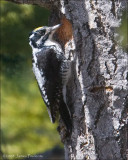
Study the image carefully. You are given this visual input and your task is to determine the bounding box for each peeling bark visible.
[6,0,128,159]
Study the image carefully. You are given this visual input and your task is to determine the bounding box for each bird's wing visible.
[32,47,63,123]
[32,47,72,132]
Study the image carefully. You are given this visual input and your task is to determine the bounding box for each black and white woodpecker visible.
[29,24,72,132]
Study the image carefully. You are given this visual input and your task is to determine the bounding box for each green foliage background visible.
[1,1,61,157]
[117,10,128,52]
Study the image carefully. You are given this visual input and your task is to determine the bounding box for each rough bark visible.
[6,0,128,160]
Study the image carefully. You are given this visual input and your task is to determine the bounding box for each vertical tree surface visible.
[6,0,128,159]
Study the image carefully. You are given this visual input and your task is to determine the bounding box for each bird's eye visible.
[38,30,46,35]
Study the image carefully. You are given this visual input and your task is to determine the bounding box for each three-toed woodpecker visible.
[29,24,72,132]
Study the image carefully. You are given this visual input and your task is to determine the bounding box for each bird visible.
[29,24,72,133]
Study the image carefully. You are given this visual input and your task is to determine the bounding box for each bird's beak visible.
[49,24,62,33]
[51,24,62,31]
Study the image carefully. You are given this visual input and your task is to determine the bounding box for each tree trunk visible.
[6,0,128,160]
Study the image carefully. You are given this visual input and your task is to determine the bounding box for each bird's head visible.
[29,24,61,49]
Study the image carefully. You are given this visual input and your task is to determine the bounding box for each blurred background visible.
[1,1,63,159]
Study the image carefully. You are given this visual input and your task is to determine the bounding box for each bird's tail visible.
[59,98,72,133]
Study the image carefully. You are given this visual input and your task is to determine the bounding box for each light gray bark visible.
[6,0,128,160]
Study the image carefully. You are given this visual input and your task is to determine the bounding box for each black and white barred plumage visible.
[29,24,72,132]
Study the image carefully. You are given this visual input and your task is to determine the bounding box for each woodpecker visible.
[29,24,72,133]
